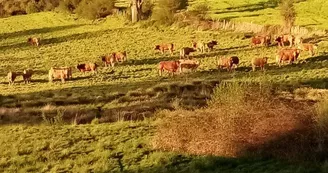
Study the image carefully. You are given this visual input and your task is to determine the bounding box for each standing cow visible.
[217,56,233,72]
[275,34,295,47]
[27,37,40,47]
[251,57,269,71]
[77,63,98,74]
[178,59,200,73]
[22,69,33,84]
[192,41,206,53]
[154,43,174,55]
[49,67,73,83]
[7,71,21,85]
[158,61,180,76]
[276,48,301,67]
[101,51,127,67]
[180,47,196,59]
[298,43,317,56]
[251,35,271,47]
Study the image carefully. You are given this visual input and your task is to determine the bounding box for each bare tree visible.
[131,0,143,23]
[280,0,296,33]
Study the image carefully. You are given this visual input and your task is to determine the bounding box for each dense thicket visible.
[0,0,121,19]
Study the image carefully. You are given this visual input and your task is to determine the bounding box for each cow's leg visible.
[252,65,256,72]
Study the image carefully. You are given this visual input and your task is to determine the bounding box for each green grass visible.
[189,0,328,30]
[0,12,327,125]
[0,9,328,172]
[0,121,323,173]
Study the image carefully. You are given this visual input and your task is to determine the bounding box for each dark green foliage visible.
[26,1,40,14]
[75,0,115,19]
[152,0,188,25]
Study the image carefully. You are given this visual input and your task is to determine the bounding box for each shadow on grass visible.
[0,27,130,51]
[215,0,279,15]
[0,24,86,40]
[133,155,320,173]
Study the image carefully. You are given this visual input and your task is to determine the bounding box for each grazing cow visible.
[275,34,295,47]
[158,61,180,76]
[251,35,271,47]
[276,48,301,67]
[178,59,200,72]
[77,63,98,74]
[206,41,218,51]
[154,43,174,55]
[192,41,206,53]
[7,71,21,85]
[180,47,196,59]
[27,37,40,46]
[230,56,239,70]
[298,43,317,56]
[49,67,73,83]
[217,56,233,72]
[22,69,33,84]
[251,57,269,71]
[101,51,127,67]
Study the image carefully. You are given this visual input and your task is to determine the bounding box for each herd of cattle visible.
[6,34,318,84]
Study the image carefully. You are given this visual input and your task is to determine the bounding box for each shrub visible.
[26,1,40,14]
[152,0,188,25]
[153,82,319,160]
[75,0,115,20]
[279,0,296,33]
[189,3,210,20]
[314,98,328,153]
[58,0,82,13]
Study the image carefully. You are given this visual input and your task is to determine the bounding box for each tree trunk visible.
[131,0,143,23]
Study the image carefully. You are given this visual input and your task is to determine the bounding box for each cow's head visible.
[263,57,269,63]
[211,41,218,45]
[27,37,33,43]
[76,64,85,71]
[154,45,160,50]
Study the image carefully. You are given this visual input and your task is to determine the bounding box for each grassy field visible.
[0,4,328,172]
[189,0,328,30]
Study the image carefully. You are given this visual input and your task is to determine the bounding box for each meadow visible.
[0,0,328,171]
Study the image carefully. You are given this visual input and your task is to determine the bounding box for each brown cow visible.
[154,43,174,55]
[251,57,269,71]
[230,56,239,70]
[298,43,317,56]
[101,51,127,67]
[77,63,98,74]
[178,59,200,72]
[158,61,180,76]
[276,48,301,67]
[251,35,271,47]
[192,41,206,53]
[206,40,218,51]
[217,56,233,72]
[275,34,295,47]
[49,67,73,83]
[180,47,196,59]
[7,71,22,85]
[22,69,33,84]
[27,37,40,46]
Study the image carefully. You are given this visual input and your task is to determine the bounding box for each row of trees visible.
[0,0,296,32]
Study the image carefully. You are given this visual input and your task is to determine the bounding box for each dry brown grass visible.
[153,82,328,161]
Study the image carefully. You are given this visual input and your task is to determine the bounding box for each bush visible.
[75,0,115,20]
[153,82,320,161]
[152,0,188,25]
[26,1,40,14]
[189,3,210,20]
[279,0,296,33]
[58,0,83,13]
